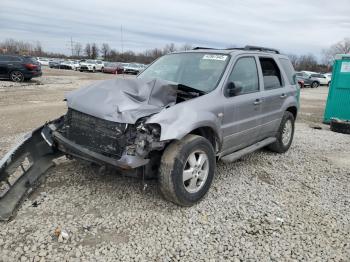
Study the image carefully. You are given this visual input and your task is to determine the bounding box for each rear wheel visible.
[311,81,319,88]
[10,71,24,82]
[159,135,216,206]
[268,111,295,153]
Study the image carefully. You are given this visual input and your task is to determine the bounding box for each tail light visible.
[25,64,38,70]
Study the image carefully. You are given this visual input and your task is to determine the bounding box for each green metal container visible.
[324,54,350,123]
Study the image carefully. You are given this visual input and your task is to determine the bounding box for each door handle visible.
[253,99,262,105]
[280,93,287,99]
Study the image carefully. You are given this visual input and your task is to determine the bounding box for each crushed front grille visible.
[61,109,130,158]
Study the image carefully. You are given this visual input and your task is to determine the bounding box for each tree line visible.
[0,37,349,69]
[0,39,192,64]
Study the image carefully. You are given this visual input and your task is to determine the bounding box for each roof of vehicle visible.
[174,45,287,57]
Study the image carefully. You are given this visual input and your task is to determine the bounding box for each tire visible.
[268,111,295,153]
[159,135,216,206]
[10,71,24,82]
[92,67,96,73]
[330,119,350,135]
[311,81,319,88]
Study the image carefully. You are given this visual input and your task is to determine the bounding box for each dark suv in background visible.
[0,55,42,82]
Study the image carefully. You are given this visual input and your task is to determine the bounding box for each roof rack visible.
[192,47,217,50]
[193,45,280,54]
[243,45,280,54]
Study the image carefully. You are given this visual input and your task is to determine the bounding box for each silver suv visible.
[0,46,299,219]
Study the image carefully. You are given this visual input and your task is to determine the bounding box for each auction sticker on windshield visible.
[202,54,228,61]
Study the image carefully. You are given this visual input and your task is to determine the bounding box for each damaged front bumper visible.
[0,116,154,221]
[51,129,149,169]
[0,125,62,221]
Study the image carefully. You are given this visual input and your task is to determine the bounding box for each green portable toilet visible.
[324,54,350,123]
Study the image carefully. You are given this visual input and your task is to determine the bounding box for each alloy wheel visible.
[183,150,209,193]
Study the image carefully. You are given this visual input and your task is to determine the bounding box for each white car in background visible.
[60,61,80,70]
[79,60,104,72]
[324,73,332,85]
[36,57,49,66]
[309,73,328,85]
[301,71,329,86]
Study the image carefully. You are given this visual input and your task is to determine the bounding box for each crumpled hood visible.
[65,78,178,124]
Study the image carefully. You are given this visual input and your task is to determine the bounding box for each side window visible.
[259,57,283,90]
[279,58,296,85]
[227,57,259,95]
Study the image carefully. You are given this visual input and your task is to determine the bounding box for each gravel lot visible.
[0,69,349,261]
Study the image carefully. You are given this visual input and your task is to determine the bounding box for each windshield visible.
[138,52,229,92]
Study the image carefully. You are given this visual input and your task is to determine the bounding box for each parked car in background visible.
[324,73,332,85]
[49,60,62,69]
[0,55,42,82]
[309,73,328,86]
[123,63,144,75]
[102,62,124,74]
[296,71,322,88]
[59,60,80,70]
[36,57,50,66]
[79,60,104,72]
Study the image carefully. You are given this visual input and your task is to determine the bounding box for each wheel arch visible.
[188,126,220,153]
[286,106,298,119]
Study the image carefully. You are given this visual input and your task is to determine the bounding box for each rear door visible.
[221,55,263,155]
[257,56,293,139]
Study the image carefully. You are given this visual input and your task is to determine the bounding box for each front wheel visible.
[268,111,295,153]
[159,135,216,206]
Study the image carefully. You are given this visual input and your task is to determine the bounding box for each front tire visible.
[159,135,216,206]
[10,71,24,82]
[268,111,295,153]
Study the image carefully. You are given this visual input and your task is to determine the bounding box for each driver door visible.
[221,56,263,155]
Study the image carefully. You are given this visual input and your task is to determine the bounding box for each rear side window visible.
[279,58,296,85]
[259,57,283,90]
[227,57,259,95]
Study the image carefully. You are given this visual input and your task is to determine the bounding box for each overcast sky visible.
[1,0,349,57]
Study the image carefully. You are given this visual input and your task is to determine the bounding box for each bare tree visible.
[74,42,83,57]
[163,43,176,54]
[101,43,111,60]
[84,43,91,58]
[91,43,99,59]
[287,54,299,69]
[178,43,193,51]
[322,38,350,65]
[33,41,43,56]
[297,54,318,71]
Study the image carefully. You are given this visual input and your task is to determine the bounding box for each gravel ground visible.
[0,70,349,261]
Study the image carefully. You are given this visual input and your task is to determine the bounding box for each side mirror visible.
[226,82,242,97]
